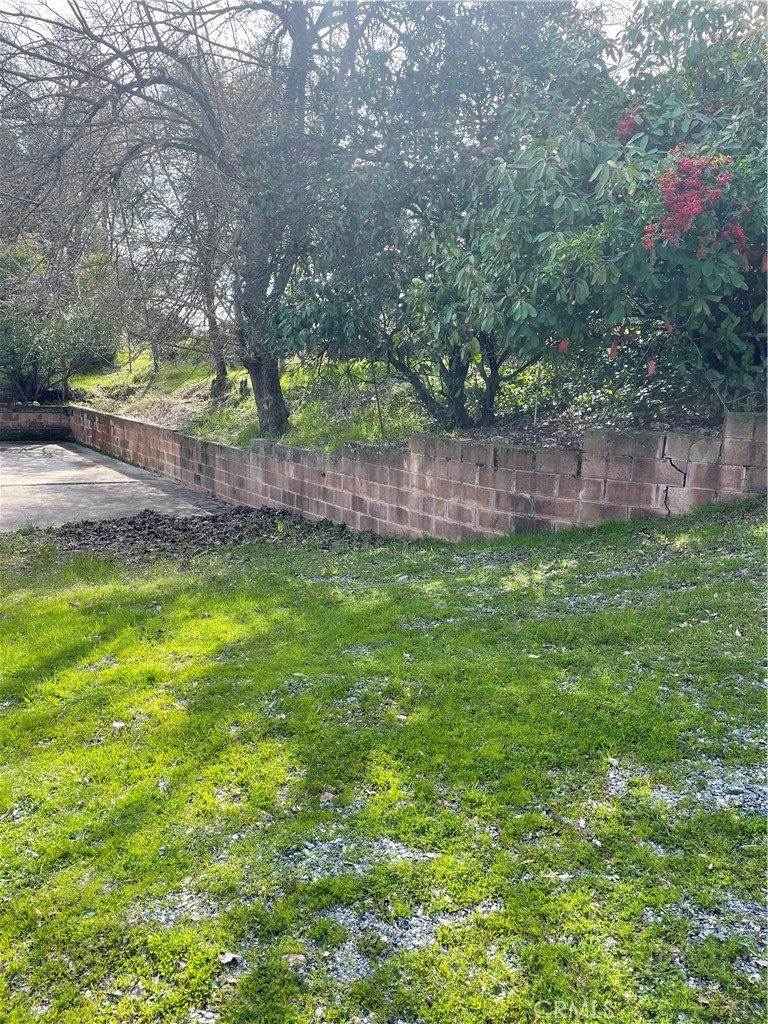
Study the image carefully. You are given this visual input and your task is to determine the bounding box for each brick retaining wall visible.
[2,404,765,540]
[0,404,72,441]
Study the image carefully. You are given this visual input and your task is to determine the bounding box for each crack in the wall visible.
[662,458,687,517]
[665,455,688,481]
[659,442,689,517]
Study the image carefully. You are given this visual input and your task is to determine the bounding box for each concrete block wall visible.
[0,405,72,441]
[3,404,765,540]
[241,416,764,541]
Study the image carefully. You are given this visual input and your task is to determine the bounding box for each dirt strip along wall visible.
[1,404,765,540]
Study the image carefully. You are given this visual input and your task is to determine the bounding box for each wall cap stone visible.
[724,411,767,440]
[583,428,667,458]
[0,403,71,413]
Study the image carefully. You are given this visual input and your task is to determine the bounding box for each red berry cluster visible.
[618,105,645,145]
[642,223,657,251]
[658,154,721,240]
[643,149,746,258]
[722,216,748,249]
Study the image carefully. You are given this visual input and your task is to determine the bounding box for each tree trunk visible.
[236,275,290,434]
[387,349,472,431]
[236,207,292,434]
[438,354,473,429]
[210,339,229,398]
[208,308,229,399]
[196,197,229,400]
[477,334,500,427]
[243,352,289,436]
[387,350,453,428]
[236,273,291,434]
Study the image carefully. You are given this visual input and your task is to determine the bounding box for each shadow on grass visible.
[0,498,764,1021]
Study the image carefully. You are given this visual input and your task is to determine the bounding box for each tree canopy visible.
[0,1,764,426]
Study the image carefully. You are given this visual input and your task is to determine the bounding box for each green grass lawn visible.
[1,500,765,1023]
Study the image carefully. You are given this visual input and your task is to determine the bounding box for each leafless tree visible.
[0,0,375,433]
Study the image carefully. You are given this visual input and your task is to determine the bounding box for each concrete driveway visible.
[0,442,230,531]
